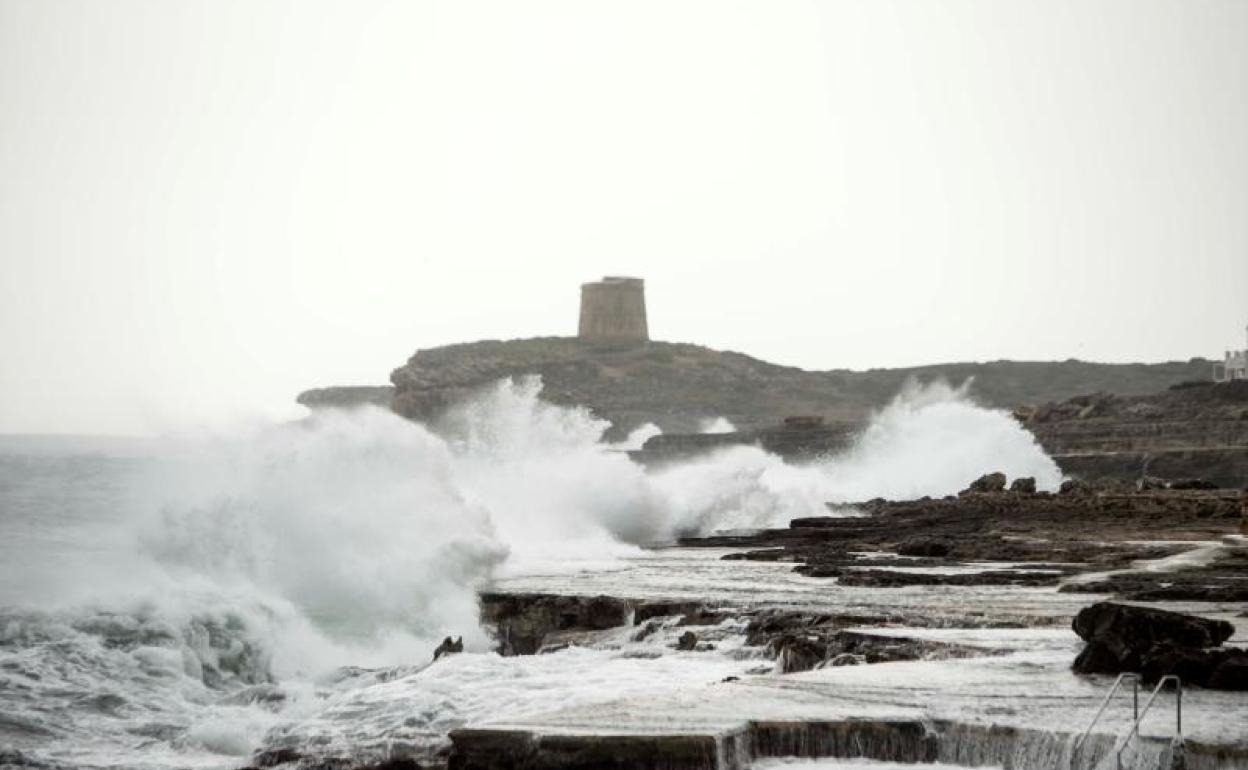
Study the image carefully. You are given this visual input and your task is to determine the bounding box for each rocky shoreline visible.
[230,468,1248,770]
[444,477,1247,770]
[679,475,1245,595]
[264,370,1248,770]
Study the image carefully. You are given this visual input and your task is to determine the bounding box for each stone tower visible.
[578,276,648,343]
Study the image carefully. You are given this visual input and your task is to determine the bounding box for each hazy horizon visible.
[3,0,1246,434]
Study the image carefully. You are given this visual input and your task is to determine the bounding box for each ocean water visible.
[0,378,1064,769]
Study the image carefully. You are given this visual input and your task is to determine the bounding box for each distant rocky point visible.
[296,385,394,411]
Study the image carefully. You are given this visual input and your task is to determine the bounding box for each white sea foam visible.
[699,416,738,434]
[652,378,1061,533]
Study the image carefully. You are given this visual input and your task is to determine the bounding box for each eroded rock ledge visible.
[478,593,1012,673]
[679,478,1245,597]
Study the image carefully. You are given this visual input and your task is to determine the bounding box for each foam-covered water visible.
[0,378,1063,768]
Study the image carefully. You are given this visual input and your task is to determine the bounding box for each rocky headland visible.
[301,337,1248,489]
[301,337,1213,440]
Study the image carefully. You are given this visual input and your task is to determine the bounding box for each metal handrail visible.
[1073,673,1140,761]
[1114,675,1183,770]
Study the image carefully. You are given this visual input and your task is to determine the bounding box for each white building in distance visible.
[1213,325,1248,382]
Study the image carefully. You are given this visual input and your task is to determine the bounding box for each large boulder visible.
[1072,602,1247,690]
[1073,603,1233,652]
[479,593,634,655]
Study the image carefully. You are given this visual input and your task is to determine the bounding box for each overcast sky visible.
[2,0,1246,434]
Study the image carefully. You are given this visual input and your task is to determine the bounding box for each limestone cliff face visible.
[384,336,1214,440]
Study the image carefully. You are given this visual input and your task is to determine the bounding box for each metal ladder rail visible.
[1073,673,1141,764]
[1114,675,1183,770]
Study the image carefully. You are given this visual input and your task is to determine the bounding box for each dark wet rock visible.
[896,538,951,558]
[772,635,827,673]
[721,548,789,561]
[365,760,425,770]
[447,727,724,770]
[793,564,843,578]
[1061,546,1248,601]
[479,593,633,655]
[433,636,463,660]
[838,569,1061,588]
[1009,477,1037,494]
[248,755,419,770]
[676,609,730,627]
[1139,646,1248,691]
[743,608,1038,644]
[1072,640,1123,675]
[743,610,885,646]
[631,620,662,642]
[632,601,707,624]
[1170,478,1220,490]
[480,594,729,655]
[964,472,1007,493]
[253,748,303,768]
[1208,655,1248,690]
[1073,602,1233,650]
[676,631,698,651]
[1071,602,1244,688]
[683,486,1242,590]
[771,630,1002,674]
[1138,645,1219,685]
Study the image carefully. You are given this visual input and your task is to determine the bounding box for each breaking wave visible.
[0,375,1059,767]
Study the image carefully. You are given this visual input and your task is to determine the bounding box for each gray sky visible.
[2,0,1246,435]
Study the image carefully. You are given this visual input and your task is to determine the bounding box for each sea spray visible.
[813,378,1063,503]
[136,407,508,664]
[651,378,1062,533]
[435,376,668,557]
[700,416,738,434]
